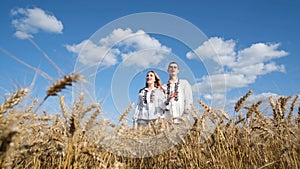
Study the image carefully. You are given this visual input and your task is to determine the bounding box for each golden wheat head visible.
[33,74,83,113]
[0,88,29,116]
[47,73,83,96]
[234,89,252,112]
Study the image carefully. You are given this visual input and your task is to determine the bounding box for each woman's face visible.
[146,72,155,85]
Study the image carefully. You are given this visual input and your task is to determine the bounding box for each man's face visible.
[168,63,179,76]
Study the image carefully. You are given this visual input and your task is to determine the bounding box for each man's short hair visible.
[168,61,179,69]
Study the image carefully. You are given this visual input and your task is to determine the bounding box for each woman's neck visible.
[147,84,155,90]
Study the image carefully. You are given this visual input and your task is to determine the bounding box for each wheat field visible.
[0,74,299,169]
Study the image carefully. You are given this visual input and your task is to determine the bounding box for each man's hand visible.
[167,91,178,101]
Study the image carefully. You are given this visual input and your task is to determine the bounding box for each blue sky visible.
[1,0,299,122]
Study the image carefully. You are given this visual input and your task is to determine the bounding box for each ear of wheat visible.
[286,95,298,124]
[234,89,252,112]
[198,99,212,114]
[46,74,83,97]
[118,103,134,123]
[0,88,29,117]
[34,74,83,113]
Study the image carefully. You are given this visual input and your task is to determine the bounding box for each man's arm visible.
[183,80,193,115]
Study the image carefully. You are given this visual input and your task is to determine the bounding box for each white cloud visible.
[203,93,226,102]
[99,28,133,46]
[67,28,171,68]
[121,50,166,68]
[122,30,171,52]
[188,37,288,107]
[233,62,285,77]
[186,37,236,66]
[66,40,119,67]
[104,29,171,67]
[14,30,32,39]
[120,30,171,68]
[193,73,253,93]
[11,7,63,39]
[236,43,288,67]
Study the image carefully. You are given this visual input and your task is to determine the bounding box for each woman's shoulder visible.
[153,87,164,93]
[138,87,146,94]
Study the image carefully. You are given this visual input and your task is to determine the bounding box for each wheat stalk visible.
[118,103,134,123]
[269,96,277,121]
[279,96,291,114]
[286,95,298,124]
[234,89,252,112]
[59,96,68,123]
[79,103,100,121]
[34,74,83,113]
[76,93,85,120]
[68,112,76,138]
[245,101,262,119]
[198,99,212,114]
[271,96,291,123]
[46,74,83,97]
[1,85,299,168]
[84,106,101,131]
[297,105,300,127]
[0,88,29,117]
[25,98,38,113]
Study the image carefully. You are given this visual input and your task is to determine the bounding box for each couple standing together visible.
[133,61,193,128]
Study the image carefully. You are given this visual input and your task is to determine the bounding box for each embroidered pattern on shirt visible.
[166,79,180,101]
[143,89,155,104]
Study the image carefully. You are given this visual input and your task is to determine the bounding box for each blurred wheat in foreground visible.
[0,75,299,169]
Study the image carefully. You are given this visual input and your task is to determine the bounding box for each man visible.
[163,61,193,123]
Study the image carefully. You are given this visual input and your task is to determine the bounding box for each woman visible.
[133,70,166,128]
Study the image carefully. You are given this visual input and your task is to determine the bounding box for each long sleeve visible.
[133,105,139,124]
[155,88,167,117]
[160,85,169,111]
[133,90,143,122]
[183,80,193,115]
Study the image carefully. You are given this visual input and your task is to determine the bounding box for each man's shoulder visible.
[162,83,168,88]
[180,79,188,83]
[180,79,190,85]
